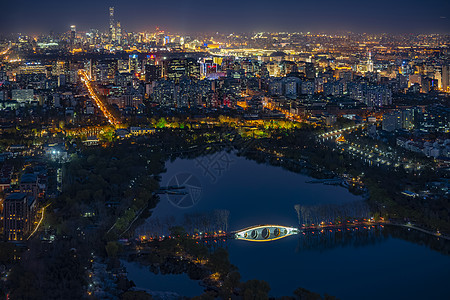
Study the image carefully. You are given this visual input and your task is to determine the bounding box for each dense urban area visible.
[0,6,449,300]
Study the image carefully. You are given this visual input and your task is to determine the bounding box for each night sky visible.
[1,0,450,34]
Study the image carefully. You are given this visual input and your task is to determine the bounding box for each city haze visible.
[2,0,450,34]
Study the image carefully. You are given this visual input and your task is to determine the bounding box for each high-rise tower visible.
[116,21,122,45]
[70,25,76,46]
[109,7,116,42]
[442,65,450,92]
[367,51,374,73]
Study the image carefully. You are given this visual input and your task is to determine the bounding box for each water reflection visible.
[294,225,450,256]
[296,226,387,253]
[386,225,450,256]
[122,260,204,298]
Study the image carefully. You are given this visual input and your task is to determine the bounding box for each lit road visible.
[318,123,366,140]
[27,203,51,240]
[341,142,425,170]
[0,46,11,56]
[262,99,303,122]
[78,69,120,125]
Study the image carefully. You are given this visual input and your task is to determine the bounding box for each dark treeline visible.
[294,201,371,226]
[136,209,230,238]
[183,209,230,234]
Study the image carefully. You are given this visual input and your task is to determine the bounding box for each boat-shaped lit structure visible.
[234,225,299,242]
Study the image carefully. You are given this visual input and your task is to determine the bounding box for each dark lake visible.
[129,152,450,299]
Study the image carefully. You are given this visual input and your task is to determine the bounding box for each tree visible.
[8,266,43,300]
[191,292,216,300]
[220,271,241,298]
[293,287,322,300]
[120,291,153,300]
[207,248,234,278]
[241,279,270,300]
[169,226,187,239]
[106,241,120,258]
[0,242,17,264]
[156,118,167,128]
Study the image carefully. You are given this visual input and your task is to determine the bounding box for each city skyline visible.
[2,0,450,35]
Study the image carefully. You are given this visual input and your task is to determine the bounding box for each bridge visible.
[233,225,299,242]
[137,222,392,244]
[318,124,366,141]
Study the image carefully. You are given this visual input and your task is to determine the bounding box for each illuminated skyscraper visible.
[164,36,170,45]
[442,65,450,92]
[367,51,374,73]
[70,25,76,45]
[116,21,122,45]
[109,7,116,42]
[163,58,200,83]
[129,54,139,73]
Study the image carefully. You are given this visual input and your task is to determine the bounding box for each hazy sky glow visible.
[2,0,450,34]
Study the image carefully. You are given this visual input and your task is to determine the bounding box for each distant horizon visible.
[1,29,449,37]
[2,0,449,35]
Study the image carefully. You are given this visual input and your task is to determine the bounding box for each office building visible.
[12,89,35,103]
[3,193,36,241]
[164,58,200,83]
[382,111,402,132]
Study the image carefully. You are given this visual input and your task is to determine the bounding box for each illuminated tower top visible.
[70,25,76,44]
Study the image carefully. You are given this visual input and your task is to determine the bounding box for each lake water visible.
[122,260,204,298]
[130,152,450,299]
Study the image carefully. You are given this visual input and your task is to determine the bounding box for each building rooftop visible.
[5,192,27,201]
[20,173,38,184]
